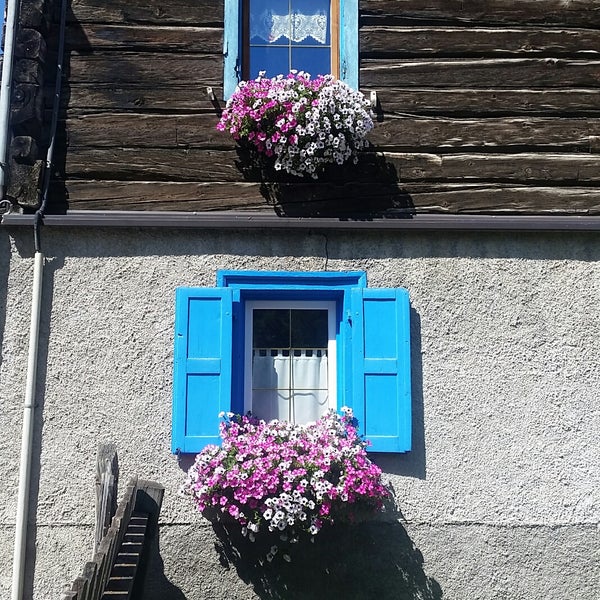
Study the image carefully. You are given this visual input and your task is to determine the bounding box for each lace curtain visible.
[252,348,329,423]
[251,11,328,45]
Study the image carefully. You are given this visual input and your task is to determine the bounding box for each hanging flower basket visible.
[217,72,374,181]
[181,409,390,563]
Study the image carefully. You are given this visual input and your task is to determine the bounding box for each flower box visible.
[182,410,389,562]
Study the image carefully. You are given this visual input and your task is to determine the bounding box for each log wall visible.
[10,0,600,216]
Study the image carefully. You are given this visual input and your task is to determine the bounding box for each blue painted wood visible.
[172,287,233,453]
[218,270,366,290]
[340,0,359,88]
[351,287,412,452]
[223,0,241,99]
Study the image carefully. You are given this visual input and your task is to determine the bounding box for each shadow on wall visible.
[141,528,187,600]
[374,308,426,480]
[210,514,443,600]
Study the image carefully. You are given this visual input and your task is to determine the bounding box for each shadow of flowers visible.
[211,514,443,600]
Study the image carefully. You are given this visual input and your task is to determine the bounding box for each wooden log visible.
[64,52,221,86]
[63,113,227,148]
[57,84,600,116]
[13,58,44,85]
[360,0,600,27]
[63,148,600,184]
[11,83,44,135]
[387,152,600,183]
[59,179,600,214]
[360,58,600,89]
[363,88,600,117]
[369,117,600,151]
[52,24,221,53]
[59,180,268,211]
[19,0,51,30]
[64,148,241,181]
[360,26,600,57]
[8,161,43,208]
[62,113,600,152]
[55,84,223,112]
[15,28,47,61]
[67,0,223,25]
[10,136,39,165]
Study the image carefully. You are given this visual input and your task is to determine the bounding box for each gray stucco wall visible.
[0,226,598,599]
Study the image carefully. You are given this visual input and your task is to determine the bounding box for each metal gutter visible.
[2,210,600,231]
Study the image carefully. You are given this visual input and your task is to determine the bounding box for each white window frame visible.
[244,299,337,420]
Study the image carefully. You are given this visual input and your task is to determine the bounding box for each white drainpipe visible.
[11,251,44,600]
[0,0,19,199]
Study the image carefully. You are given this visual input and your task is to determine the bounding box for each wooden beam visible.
[63,149,600,184]
[362,88,600,116]
[52,24,221,53]
[64,52,221,86]
[360,26,600,56]
[67,0,223,25]
[58,179,600,214]
[360,0,600,27]
[360,58,600,89]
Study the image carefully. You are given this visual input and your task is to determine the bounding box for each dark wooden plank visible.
[64,148,241,180]
[67,0,223,26]
[58,84,600,116]
[64,113,226,148]
[55,84,223,112]
[65,52,221,85]
[61,179,600,214]
[389,152,600,183]
[63,113,600,151]
[361,26,600,57]
[366,88,600,116]
[63,148,600,184]
[54,24,221,53]
[61,180,269,210]
[360,58,600,88]
[370,117,600,151]
[360,0,600,27]
[398,184,600,214]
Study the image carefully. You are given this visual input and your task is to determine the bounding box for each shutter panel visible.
[172,288,233,453]
[223,0,241,99]
[340,0,359,89]
[351,288,411,452]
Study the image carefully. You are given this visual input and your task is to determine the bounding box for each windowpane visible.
[291,47,331,77]
[290,0,330,46]
[253,309,289,348]
[290,309,328,347]
[249,46,290,79]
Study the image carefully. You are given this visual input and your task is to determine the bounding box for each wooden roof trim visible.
[2,211,600,231]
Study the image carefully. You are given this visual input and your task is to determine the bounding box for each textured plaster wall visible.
[0,226,598,599]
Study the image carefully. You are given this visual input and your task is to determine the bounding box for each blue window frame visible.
[172,271,411,453]
[223,0,359,98]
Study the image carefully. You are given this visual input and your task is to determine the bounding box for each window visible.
[246,300,337,423]
[172,271,411,453]
[223,0,359,98]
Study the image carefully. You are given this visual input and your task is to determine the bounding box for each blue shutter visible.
[172,288,233,453]
[351,288,411,452]
[340,0,359,89]
[223,0,241,99]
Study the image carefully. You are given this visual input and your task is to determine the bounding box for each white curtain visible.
[251,11,328,44]
[252,349,328,423]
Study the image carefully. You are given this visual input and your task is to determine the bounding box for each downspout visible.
[10,0,67,595]
[0,0,19,199]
